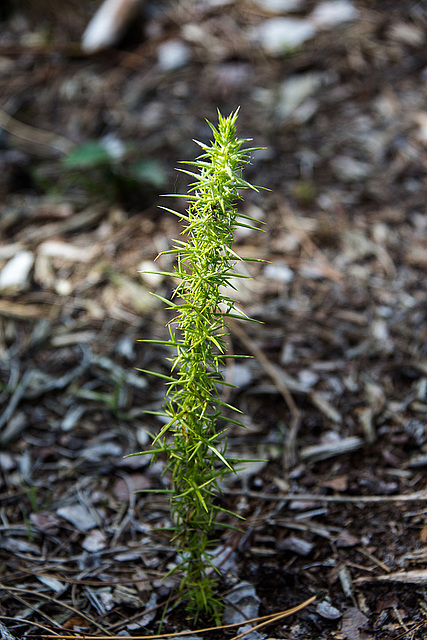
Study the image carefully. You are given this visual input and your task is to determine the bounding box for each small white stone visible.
[264,262,294,282]
[316,600,342,619]
[235,627,266,640]
[310,0,358,29]
[413,112,427,145]
[251,0,304,13]
[138,260,163,287]
[55,279,73,296]
[38,240,96,262]
[253,18,316,56]
[136,426,150,447]
[158,40,190,71]
[331,155,371,182]
[276,72,326,120]
[101,133,126,160]
[226,362,253,388]
[371,318,389,342]
[57,504,98,531]
[298,369,319,388]
[0,251,34,290]
[182,23,205,44]
[388,22,424,47]
[82,0,140,53]
[140,101,165,129]
[82,529,107,552]
[224,582,261,625]
[203,0,233,5]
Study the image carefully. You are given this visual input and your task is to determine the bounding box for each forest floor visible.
[0,1,426,639]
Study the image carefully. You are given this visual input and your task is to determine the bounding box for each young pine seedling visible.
[132,110,264,622]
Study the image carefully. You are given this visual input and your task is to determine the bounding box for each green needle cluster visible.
[133,110,263,621]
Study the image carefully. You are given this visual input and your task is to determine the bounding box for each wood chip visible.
[355,570,427,585]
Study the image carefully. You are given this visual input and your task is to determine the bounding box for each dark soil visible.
[0,1,426,639]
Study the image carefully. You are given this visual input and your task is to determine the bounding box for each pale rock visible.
[108,275,155,314]
[140,101,165,129]
[82,529,108,552]
[235,627,266,640]
[376,305,393,319]
[292,98,318,124]
[112,474,151,500]
[374,93,400,121]
[128,592,157,629]
[330,155,371,182]
[233,459,267,482]
[61,405,86,432]
[211,62,251,96]
[0,452,15,471]
[225,362,253,387]
[83,442,123,461]
[0,243,23,260]
[101,133,127,159]
[388,21,425,47]
[138,260,164,287]
[57,504,98,531]
[223,581,260,625]
[252,18,316,56]
[371,318,392,352]
[182,23,206,45]
[316,600,342,619]
[169,637,203,640]
[277,535,314,555]
[342,609,369,637]
[98,588,115,611]
[29,511,60,535]
[34,254,55,289]
[55,279,73,296]
[0,537,41,555]
[0,251,34,291]
[264,261,294,282]
[310,0,358,29]
[158,39,190,71]
[413,112,427,145]
[115,335,135,360]
[136,426,151,447]
[0,56,16,73]
[82,0,140,53]
[251,0,304,13]
[276,72,326,121]
[38,240,96,262]
[210,545,238,574]
[202,0,233,6]
[114,550,141,561]
[298,369,319,388]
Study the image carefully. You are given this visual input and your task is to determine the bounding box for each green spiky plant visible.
[130,110,263,622]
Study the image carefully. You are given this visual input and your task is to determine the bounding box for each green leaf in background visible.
[129,159,166,188]
[63,141,112,169]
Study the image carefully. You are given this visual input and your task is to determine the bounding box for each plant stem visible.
[137,109,263,622]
